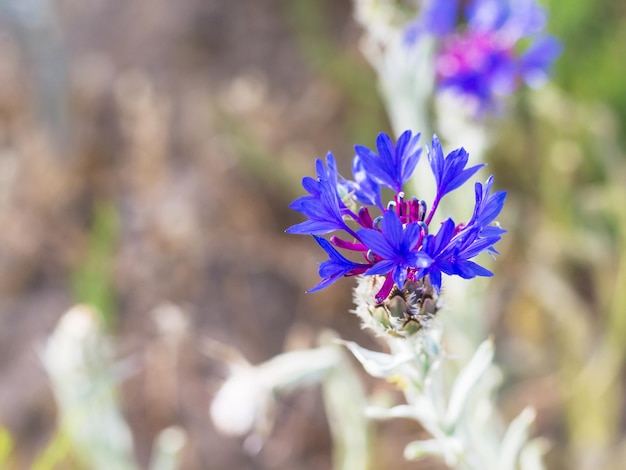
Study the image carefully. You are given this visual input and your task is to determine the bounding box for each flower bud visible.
[353,275,441,338]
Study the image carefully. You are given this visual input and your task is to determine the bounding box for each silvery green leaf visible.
[339,340,412,378]
[42,306,138,470]
[260,347,341,393]
[366,402,444,440]
[211,346,340,437]
[519,438,549,470]
[210,366,270,437]
[498,407,536,470]
[322,352,371,470]
[445,339,494,429]
[403,437,463,465]
[419,329,442,357]
[149,427,187,470]
[366,401,436,425]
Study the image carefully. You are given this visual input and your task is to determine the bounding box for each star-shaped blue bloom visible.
[428,135,485,205]
[354,130,422,194]
[339,155,382,209]
[469,176,507,230]
[357,210,432,289]
[419,218,502,292]
[286,130,507,299]
[307,236,369,292]
[405,0,561,111]
[286,153,356,237]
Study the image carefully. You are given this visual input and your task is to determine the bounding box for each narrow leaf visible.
[338,340,413,378]
[445,339,494,429]
[498,407,537,470]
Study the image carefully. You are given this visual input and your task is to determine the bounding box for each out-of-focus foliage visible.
[71,202,119,329]
[545,0,626,143]
[0,427,14,468]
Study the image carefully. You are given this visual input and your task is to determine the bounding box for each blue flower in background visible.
[287,131,506,300]
[405,0,561,110]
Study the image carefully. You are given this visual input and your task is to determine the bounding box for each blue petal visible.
[454,260,493,279]
[401,132,422,182]
[342,155,382,207]
[445,163,485,194]
[392,265,409,289]
[307,274,343,293]
[460,234,501,259]
[505,0,548,37]
[301,177,320,196]
[470,176,507,226]
[380,210,404,251]
[429,270,442,292]
[356,131,421,193]
[286,160,350,236]
[428,135,445,187]
[286,219,344,235]
[467,0,510,32]
[431,218,456,254]
[408,251,433,269]
[357,228,396,260]
[306,236,368,292]
[354,145,389,188]
[422,0,459,36]
[403,0,458,44]
[481,225,507,237]
[429,136,486,200]
[521,36,562,86]
[365,259,397,276]
[401,222,422,252]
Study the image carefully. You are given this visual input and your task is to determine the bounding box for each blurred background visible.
[0,0,625,469]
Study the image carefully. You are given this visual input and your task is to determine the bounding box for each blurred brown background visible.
[0,0,625,469]
[0,0,387,468]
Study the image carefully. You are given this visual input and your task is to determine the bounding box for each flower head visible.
[287,131,506,303]
[405,0,561,110]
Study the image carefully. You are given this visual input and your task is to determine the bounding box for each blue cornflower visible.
[357,210,431,291]
[419,219,501,292]
[468,176,507,255]
[405,0,561,110]
[286,153,358,238]
[307,236,369,292]
[339,155,382,209]
[286,131,506,299]
[469,176,507,229]
[354,130,422,194]
[426,135,485,223]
